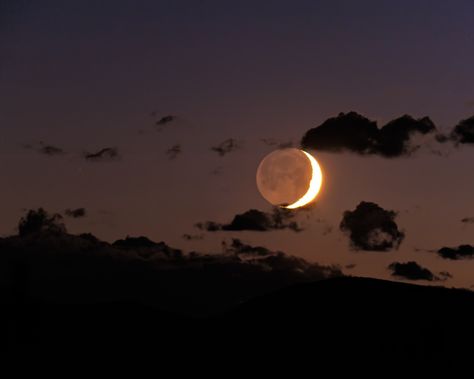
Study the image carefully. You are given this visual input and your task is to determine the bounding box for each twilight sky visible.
[1,0,474,287]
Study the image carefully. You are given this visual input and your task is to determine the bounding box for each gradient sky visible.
[1,0,474,287]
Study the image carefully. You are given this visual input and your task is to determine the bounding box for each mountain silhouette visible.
[6,276,474,366]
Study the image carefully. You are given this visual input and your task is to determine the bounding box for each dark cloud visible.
[451,115,474,144]
[84,147,119,162]
[461,217,474,224]
[39,144,65,156]
[345,264,356,270]
[196,208,303,232]
[222,238,342,279]
[211,138,242,156]
[182,234,204,241]
[340,201,405,251]
[388,261,438,281]
[2,209,341,316]
[165,144,182,160]
[18,208,65,237]
[151,114,177,132]
[64,208,86,219]
[23,142,66,156]
[301,112,436,157]
[437,245,474,260]
[156,115,176,125]
[112,236,183,259]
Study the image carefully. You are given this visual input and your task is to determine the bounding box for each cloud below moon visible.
[340,201,405,251]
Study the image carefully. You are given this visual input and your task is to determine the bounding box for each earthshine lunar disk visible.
[256,148,323,209]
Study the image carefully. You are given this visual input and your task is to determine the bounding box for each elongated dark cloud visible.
[461,217,474,224]
[196,208,303,232]
[23,142,66,156]
[437,245,474,260]
[388,261,437,281]
[39,144,65,156]
[165,144,182,160]
[84,147,119,161]
[156,115,176,125]
[64,208,86,218]
[182,234,204,241]
[451,115,474,144]
[2,209,341,316]
[301,112,436,157]
[152,114,177,132]
[211,138,241,156]
[340,201,404,251]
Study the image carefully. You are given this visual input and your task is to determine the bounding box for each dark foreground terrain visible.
[5,276,474,364]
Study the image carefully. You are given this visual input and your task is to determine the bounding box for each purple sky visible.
[1,0,474,287]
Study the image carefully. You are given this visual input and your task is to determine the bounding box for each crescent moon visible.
[284,150,323,209]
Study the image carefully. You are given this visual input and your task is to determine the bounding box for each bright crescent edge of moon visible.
[284,151,323,209]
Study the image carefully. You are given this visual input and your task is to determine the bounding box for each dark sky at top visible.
[1,0,474,287]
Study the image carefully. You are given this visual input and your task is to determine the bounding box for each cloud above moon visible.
[195,208,303,232]
[340,201,405,251]
[301,112,437,157]
[450,115,474,144]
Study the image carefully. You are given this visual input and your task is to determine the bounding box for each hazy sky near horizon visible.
[1,0,474,287]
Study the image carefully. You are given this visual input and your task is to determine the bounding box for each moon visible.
[256,148,323,209]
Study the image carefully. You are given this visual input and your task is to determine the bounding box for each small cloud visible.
[450,115,474,144]
[84,147,120,162]
[437,245,474,260]
[340,201,404,251]
[64,208,87,219]
[152,114,177,131]
[345,263,356,270]
[39,144,65,156]
[211,138,242,157]
[388,261,438,281]
[461,217,474,224]
[165,144,182,160]
[156,115,176,125]
[196,208,303,232]
[182,234,204,241]
[23,142,66,156]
